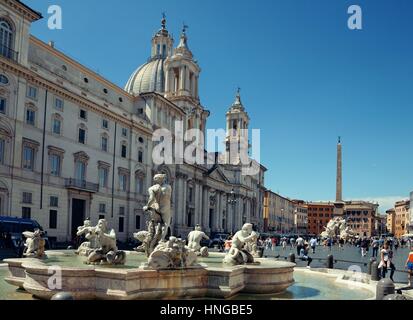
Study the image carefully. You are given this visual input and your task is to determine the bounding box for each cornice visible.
[4,0,42,22]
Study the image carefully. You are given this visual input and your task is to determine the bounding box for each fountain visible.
[2,174,296,300]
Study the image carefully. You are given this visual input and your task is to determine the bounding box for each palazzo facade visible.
[0,1,266,242]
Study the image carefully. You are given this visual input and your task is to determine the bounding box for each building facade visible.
[394,200,410,238]
[386,208,396,235]
[292,200,308,235]
[307,202,334,235]
[263,190,295,234]
[0,1,266,242]
[344,201,379,237]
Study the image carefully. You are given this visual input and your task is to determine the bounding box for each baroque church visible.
[0,0,266,242]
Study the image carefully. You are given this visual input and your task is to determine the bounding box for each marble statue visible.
[22,229,46,258]
[187,225,210,257]
[146,236,198,270]
[321,217,355,240]
[75,219,99,256]
[223,223,258,266]
[244,230,260,258]
[86,219,126,265]
[138,174,172,257]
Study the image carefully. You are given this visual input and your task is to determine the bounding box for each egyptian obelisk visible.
[334,137,345,216]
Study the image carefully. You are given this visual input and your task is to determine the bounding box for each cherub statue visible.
[187,225,210,257]
[22,229,46,258]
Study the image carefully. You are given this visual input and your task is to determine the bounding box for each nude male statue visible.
[143,174,172,241]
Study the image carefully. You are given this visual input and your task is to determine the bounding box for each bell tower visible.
[225,89,250,164]
[164,24,207,135]
[150,14,173,59]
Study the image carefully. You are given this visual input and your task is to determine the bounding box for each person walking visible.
[360,238,368,257]
[296,236,304,256]
[379,241,396,282]
[282,237,287,251]
[290,237,295,250]
[394,238,399,251]
[309,237,317,254]
[372,237,379,258]
[405,248,413,288]
[271,237,277,251]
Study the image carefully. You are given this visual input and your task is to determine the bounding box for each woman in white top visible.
[379,241,395,281]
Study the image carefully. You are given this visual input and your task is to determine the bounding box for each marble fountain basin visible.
[3,251,295,300]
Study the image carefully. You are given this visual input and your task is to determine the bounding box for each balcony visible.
[65,178,99,193]
[0,45,19,62]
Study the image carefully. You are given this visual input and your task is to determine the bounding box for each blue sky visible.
[24,0,413,211]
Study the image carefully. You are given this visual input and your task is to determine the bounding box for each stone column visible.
[194,182,201,225]
[180,68,185,91]
[182,178,187,229]
[202,186,210,232]
[165,69,170,93]
[176,178,183,226]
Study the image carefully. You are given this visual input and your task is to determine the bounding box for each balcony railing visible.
[0,45,18,62]
[65,178,99,193]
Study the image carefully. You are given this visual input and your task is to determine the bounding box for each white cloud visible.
[356,196,408,213]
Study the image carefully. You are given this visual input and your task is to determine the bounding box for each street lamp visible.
[228,189,237,233]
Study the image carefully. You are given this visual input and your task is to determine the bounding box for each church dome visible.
[124,58,165,95]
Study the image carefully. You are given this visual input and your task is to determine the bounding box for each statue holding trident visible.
[135,174,172,257]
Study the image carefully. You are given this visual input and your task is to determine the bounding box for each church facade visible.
[0,1,266,242]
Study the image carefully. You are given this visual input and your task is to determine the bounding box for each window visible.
[122,128,128,137]
[0,19,13,59]
[138,150,143,163]
[121,144,127,158]
[52,118,61,135]
[22,192,32,204]
[75,161,86,181]
[138,137,144,144]
[137,108,143,115]
[22,207,31,219]
[99,203,106,213]
[98,214,105,220]
[49,154,61,176]
[50,196,59,207]
[0,75,9,85]
[135,215,141,230]
[27,86,38,100]
[119,206,125,216]
[55,98,64,111]
[0,138,4,164]
[98,167,108,188]
[23,146,35,170]
[79,109,87,120]
[119,173,127,191]
[78,128,86,144]
[101,136,108,152]
[0,98,6,113]
[135,175,144,194]
[102,119,109,129]
[26,109,36,126]
[119,216,124,233]
[49,210,57,229]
